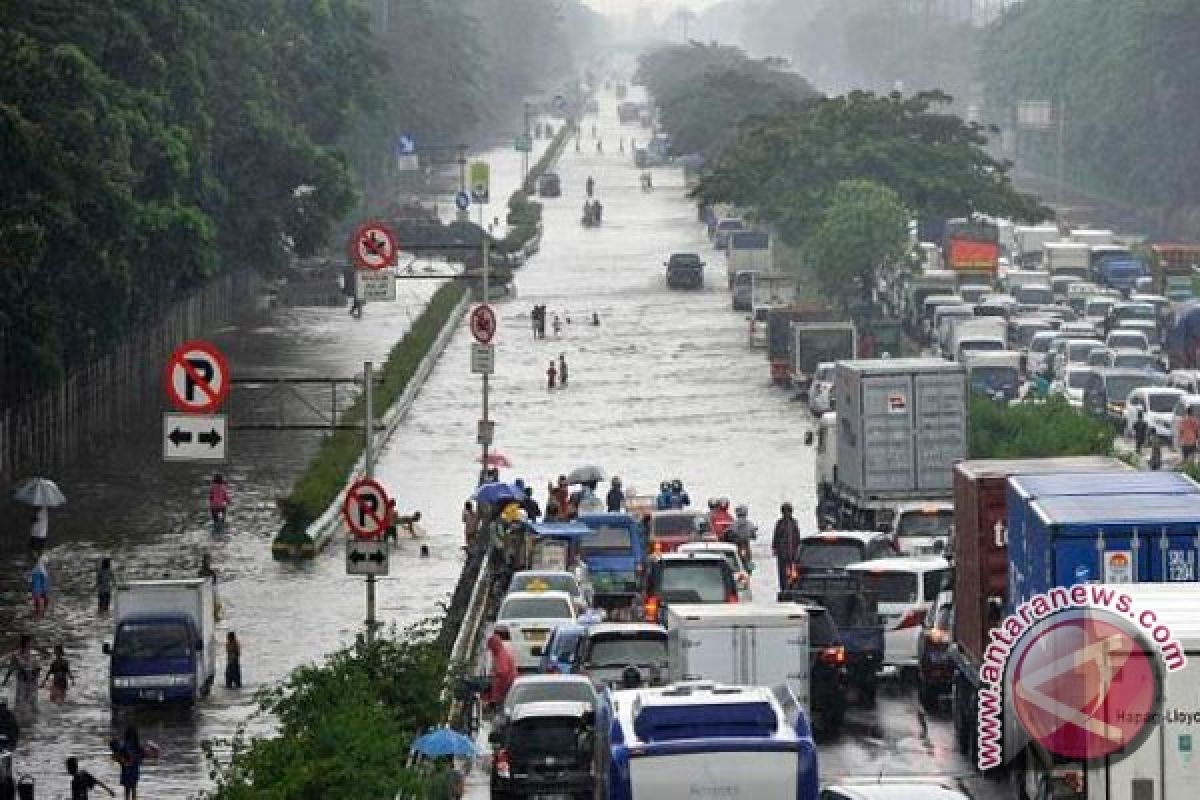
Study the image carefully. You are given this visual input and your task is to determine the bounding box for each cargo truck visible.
[1090,244,1147,292]
[1042,241,1091,281]
[732,270,795,312]
[767,305,836,386]
[792,322,856,392]
[725,230,771,288]
[1014,225,1061,267]
[827,359,967,531]
[964,350,1022,403]
[665,604,810,712]
[943,217,1001,284]
[1148,243,1200,301]
[104,579,217,706]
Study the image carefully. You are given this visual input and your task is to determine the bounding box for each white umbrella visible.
[13,477,66,507]
[567,465,606,485]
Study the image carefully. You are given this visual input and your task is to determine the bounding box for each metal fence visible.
[0,271,260,487]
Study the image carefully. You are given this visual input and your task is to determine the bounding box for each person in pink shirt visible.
[208,474,231,534]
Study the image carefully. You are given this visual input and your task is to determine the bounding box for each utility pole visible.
[363,360,377,644]
[479,204,490,483]
[522,104,532,186]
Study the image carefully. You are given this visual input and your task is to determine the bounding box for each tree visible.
[969,395,1113,459]
[801,180,909,311]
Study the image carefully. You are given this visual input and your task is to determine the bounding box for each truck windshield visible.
[651,514,706,537]
[1015,287,1053,305]
[971,367,1019,393]
[580,527,632,554]
[115,622,191,660]
[658,563,729,603]
[588,633,667,667]
[796,540,865,570]
[1067,370,1097,390]
[858,571,918,604]
[895,511,953,539]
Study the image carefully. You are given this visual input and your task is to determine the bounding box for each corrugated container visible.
[1007,471,1200,607]
[835,358,966,498]
[951,457,1131,667]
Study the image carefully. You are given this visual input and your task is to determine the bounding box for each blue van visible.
[577,513,647,620]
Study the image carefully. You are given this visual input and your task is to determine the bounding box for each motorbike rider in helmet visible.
[729,505,758,565]
[669,480,690,509]
[655,481,673,511]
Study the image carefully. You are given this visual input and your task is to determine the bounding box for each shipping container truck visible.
[1010,583,1200,800]
[1014,225,1061,267]
[767,306,836,386]
[104,579,216,706]
[828,359,967,531]
[792,322,856,390]
[725,230,772,288]
[1042,241,1092,281]
[1148,243,1200,301]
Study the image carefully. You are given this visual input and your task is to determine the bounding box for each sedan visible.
[492,590,577,671]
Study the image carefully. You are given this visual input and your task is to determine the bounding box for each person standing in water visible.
[225,632,242,689]
[2,634,40,721]
[96,558,114,614]
[208,474,230,534]
[546,360,558,390]
[42,644,73,704]
[558,354,569,388]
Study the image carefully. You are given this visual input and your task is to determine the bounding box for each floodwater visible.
[1,84,1001,798]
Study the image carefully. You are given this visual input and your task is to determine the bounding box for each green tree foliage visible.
[980,1,1200,208]
[635,43,817,158]
[801,180,909,311]
[206,622,449,798]
[969,395,1113,459]
[695,90,1047,246]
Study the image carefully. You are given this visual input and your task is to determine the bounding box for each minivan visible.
[845,557,953,670]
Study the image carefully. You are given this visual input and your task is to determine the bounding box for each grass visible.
[969,394,1114,459]
[275,281,467,538]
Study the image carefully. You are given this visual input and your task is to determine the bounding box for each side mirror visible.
[102,643,112,655]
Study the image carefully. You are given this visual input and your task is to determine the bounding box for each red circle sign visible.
[1011,610,1162,761]
[342,478,392,539]
[349,221,398,271]
[470,304,497,344]
[164,340,230,414]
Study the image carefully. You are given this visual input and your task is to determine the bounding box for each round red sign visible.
[348,221,398,271]
[341,478,391,539]
[1011,610,1162,762]
[469,304,497,344]
[164,340,230,414]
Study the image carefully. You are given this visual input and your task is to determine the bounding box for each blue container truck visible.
[1006,471,1200,607]
[577,513,648,619]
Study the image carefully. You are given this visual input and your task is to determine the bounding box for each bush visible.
[276,281,466,535]
[969,394,1114,459]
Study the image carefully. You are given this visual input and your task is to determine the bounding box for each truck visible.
[104,578,216,706]
[1090,244,1147,292]
[964,350,1022,402]
[577,513,649,619]
[1041,240,1091,281]
[725,230,771,288]
[828,358,967,531]
[665,604,810,711]
[947,317,1007,363]
[792,322,856,391]
[749,271,796,310]
[1013,224,1061,267]
[904,270,959,331]
[767,305,835,386]
[944,217,1001,283]
[1148,243,1200,301]
[600,682,820,800]
[948,457,1146,767]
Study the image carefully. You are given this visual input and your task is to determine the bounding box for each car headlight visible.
[113,677,132,689]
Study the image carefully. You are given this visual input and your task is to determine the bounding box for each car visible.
[489,700,598,800]
[1083,367,1167,425]
[1113,317,1162,353]
[916,589,954,711]
[889,502,953,556]
[665,252,704,290]
[1026,330,1059,378]
[493,590,577,671]
[1052,338,1106,381]
[792,531,899,580]
[495,674,599,734]
[1108,301,1157,331]
[536,171,561,197]
[1054,365,1100,407]
[819,780,970,800]
[1124,386,1186,441]
[1084,296,1118,325]
[677,541,754,602]
[539,623,589,674]
[508,569,593,612]
[808,361,837,414]
[639,551,738,624]
[645,509,710,554]
[1168,369,1200,395]
[1105,329,1149,352]
[1170,394,1200,450]
[845,557,953,671]
[572,622,668,689]
[748,305,770,348]
[1107,348,1163,373]
[712,217,744,249]
[1086,347,1113,367]
[777,601,850,736]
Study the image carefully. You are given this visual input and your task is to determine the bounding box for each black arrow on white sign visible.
[348,549,387,564]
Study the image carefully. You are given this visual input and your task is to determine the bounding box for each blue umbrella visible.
[410,726,477,758]
[472,481,522,505]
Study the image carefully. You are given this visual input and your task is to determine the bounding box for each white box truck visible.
[104,578,216,706]
[725,230,771,287]
[665,603,810,712]
[1043,240,1092,281]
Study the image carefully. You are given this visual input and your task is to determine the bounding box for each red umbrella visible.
[480,452,512,468]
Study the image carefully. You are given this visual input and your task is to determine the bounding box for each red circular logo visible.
[1011,610,1162,761]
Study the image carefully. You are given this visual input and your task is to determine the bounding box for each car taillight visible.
[897,609,925,629]
[644,596,659,620]
[495,749,511,779]
[726,591,739,604]
[819,645,846,667]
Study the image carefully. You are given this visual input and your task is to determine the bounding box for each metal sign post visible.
[364,360,377,643]
[479,201,491,484]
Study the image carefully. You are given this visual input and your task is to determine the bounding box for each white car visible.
[508,569,593,612]
[845,557,952,668]
[889,502,953,556]
[1054,365,1100,408]
[748,306,770,348]
[1105,329,1149,352]
[1125,387,1186,441]
[492,590,577,671]
[808,362,836,414]
[1026,330,1058,377]
[677,541,753,602]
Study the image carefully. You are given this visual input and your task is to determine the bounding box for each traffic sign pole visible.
[480,201,491,485]
[363,360,377,644]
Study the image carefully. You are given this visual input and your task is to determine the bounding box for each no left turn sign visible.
[349,221,398,271]
[342,478,392,539]
[165,340,230,414]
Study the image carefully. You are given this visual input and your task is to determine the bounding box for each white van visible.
[845,557,952,669]
[1168,369,1200,396]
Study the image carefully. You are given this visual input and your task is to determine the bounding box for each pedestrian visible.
[30,554,51,620]
[419,544,431,558]
[30,504,48,555]
[607,477,625,512]
[42,644,73,704]
[462,501,479,548]
[198,552,217,586]
[596,139,603,154]
[552,476,570,513]
[771,503,801,593]
[537,305,547,338]
[546,360,558,390]
[531,306,540,338]
[225,632,242,689]
[591,311,600,326]
[558,354,569,388]
[2,634,40,722]
[97,558,114,614]
[208,474,230,534]
[482,632,516,711]
[552,314,563,338]
[521,487,542,523]
[67,756,116,799]
[111,726,145,800]
[1133,410,1148,453]
[1182,408,1200,463]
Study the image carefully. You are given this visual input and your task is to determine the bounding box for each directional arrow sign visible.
[346,539,389,576]
[163,413,227,462]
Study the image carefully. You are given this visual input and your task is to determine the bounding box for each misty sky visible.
[581,0,726,19]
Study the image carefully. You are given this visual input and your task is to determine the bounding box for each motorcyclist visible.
[709,498,735,540]
[728,505,758,565]
[655,481,672,510]
[668,480,690,509]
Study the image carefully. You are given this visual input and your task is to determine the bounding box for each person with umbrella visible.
[14,477,66,555]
